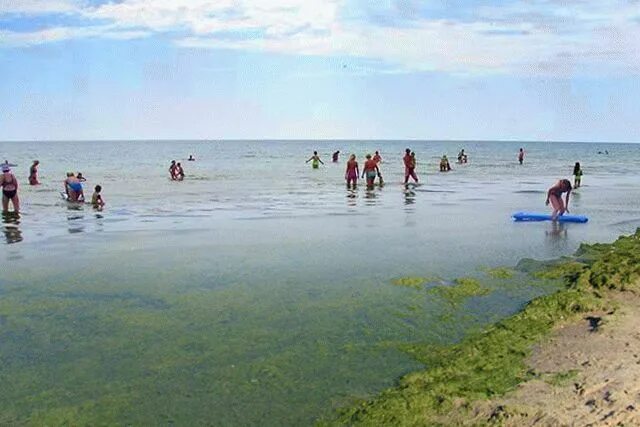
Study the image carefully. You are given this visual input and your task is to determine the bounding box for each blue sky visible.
[1,0,639,141]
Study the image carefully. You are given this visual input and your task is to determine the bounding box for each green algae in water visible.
[333,230,640,425]
[483,267,515,279]
[427,278,491,305]
[391,276,440,290]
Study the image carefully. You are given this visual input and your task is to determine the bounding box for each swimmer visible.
[573,162,583,188]
[546,179,572,221]
[373,151,382,163]
[169,160,177,180]
[306,151,324,169]
[91,185,105,209]
[188,154,195,161]
[1,164,19,213]
[29,160,40,185]
[518,148,525,165]
[64,172,84,202]
[361,154,380,188]
[176,162,185,181]
[332,151,340,163]
[345,154,359,189]
[403,149,418,184]
[439,155,451,172]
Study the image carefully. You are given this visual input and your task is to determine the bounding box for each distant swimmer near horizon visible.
[188,154,195,161]
[440,155,452,172]
[546,179,572,221]
[306,151,324,169]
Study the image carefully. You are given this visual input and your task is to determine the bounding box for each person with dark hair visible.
[573,162,583,188]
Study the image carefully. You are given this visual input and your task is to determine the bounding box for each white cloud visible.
[1,0,639,76]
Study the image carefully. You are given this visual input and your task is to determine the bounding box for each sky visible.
[0,0,639,142]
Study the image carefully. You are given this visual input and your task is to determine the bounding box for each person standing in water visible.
[1,164,19,213]
[440,155,451,172]
[403,149,418,184]
[169,160,177,180]
[306,151,324,169]
[518,148,525,165]
[546,179,572,220]
[373,151,382,163]
[362,154,380,189]
[29,160,40,185]
[573,162,583,188]
[188,154,195,161]
[91,185,105,209]
[332,151,340,163]
[345,154,359,189]
[176,162,185,181]
[64,172,84,202]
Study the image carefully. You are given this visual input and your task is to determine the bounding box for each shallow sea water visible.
[1,140,639,424]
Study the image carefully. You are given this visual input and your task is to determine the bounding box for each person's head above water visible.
[66,172,74,177]
[405,148,411,154]
[366,154,372,159]
[313,151,318,155]
[95,185,102,192]
[33,160,39,165]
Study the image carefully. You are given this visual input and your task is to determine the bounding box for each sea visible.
[1,140,639,425]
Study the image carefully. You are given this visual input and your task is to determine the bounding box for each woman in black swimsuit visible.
[1,164,20,213]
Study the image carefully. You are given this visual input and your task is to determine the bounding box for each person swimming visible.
[573,162,583,188]
[306,151,324,169]
[345,154,359,189]
[546,179,572,220]
[362,154,380,189]
[29,160,40,185]
[403,149,418,184]
[188,154,195,161]
[1,164,19,213]
[440,155,451,172]
[332,151,340,163]
[518,148,525,165]
[64,172,84,202]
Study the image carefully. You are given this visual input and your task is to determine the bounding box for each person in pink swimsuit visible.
[345,154,359,189]
[546,179,572,220]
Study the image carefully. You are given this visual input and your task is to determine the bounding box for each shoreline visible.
[333,229,640,425]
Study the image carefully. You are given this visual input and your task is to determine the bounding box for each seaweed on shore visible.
[331,229,640,425]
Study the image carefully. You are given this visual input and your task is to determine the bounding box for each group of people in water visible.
[0,160,105,214]
[307,146,584,221]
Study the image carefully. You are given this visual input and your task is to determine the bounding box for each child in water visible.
[546,179,572,220]
[91,185,105,209]
[176,163,185,181]
[362,154,380,188]
[518,148,525,165]
[345,154,359,188]
[306,151,324,169]
[573,162,583,188]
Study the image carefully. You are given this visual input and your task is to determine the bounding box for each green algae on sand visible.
[427,277,491,305]
[333,229,640,425]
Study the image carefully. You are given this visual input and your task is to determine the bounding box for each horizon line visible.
[0,138,637,144]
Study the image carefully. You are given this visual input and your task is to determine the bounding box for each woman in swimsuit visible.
[345,154,359,189]
[373,151,382,163]
[362,154,380,189]
[306,151,324,169]
[29,160,40,185]
[1,164,19,213]
[546,179,572,220]
[64,172,85,202]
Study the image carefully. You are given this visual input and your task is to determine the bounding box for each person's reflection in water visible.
[2,211,23,244]
[67,204,85,234]
[346,188,357,208]
[403,184,416,206]
[545,221,569,249]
